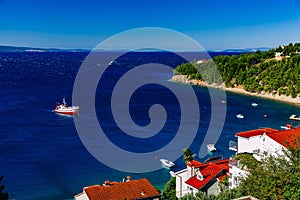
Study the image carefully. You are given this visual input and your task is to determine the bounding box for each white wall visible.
[237,135,263,154]
[237,134,285,160]
[207,181,220,195]
[175,169,191,198]
[229,164,248,189]
[74,192,89,200]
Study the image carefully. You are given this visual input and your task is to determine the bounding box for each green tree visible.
[179,188,243,200]
[238,138,300,199]
[161,177,176,200]
[218,176,229,192]
[0,176,8,200]
[183,148,194,164]
[174,43,300,98]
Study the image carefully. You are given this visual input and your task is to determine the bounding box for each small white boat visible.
[251,102,258,107]
[236,114,244,119]
[207,144,217,152]
[289,114,300,121]
[221,100,226,104]
[280,124,292,130]
[54,98,79,115]
[160,159,175,168]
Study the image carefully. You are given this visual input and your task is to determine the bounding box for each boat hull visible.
[290,114,300,121]
[207,144,217,152]
[54,110,79,115]
[54,107,79,115]
[160,159,175,168]
[236,114,244,119]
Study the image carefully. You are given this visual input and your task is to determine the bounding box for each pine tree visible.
[183,148,194,164]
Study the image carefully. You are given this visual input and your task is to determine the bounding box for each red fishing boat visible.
[54,98,79,115]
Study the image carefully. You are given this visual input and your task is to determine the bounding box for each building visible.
[229,126,300,189]
[235,127,300,160]
[74,177,160,200]
[275,52,282,58]
[174,159,229,198]
[196,59,207,64]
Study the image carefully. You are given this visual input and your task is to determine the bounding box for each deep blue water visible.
[1,52,300,199]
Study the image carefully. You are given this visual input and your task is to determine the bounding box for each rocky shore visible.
[171,75,300,105]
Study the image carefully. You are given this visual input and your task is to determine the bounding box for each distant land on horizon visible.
[0,45,272,53]
[0,45,90,52]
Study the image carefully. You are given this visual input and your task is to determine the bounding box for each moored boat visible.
[160,159,175,168]
[251,102,258,107]
[236,114,244,119]
[280,124,293,130]
[54,98,79,115]
[207,144,217,152]
[289,114,300,121]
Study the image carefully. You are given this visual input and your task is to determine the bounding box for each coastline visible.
[171,75,300,105]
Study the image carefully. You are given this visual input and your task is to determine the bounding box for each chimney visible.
[187,162,195,178]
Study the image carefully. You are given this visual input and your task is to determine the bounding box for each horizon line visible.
[0,44,275,53]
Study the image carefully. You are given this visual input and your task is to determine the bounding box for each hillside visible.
[174,43,300,100]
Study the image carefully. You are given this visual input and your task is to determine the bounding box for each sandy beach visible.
[171,75,300,105]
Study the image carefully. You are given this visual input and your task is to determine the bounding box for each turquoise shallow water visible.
[0,52,300,199]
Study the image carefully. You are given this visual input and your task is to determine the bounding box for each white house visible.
[174,159,229,198]
[275,52,282,58]
[196,59,207,64]
[229,127,300,188]
[235,127,300,160]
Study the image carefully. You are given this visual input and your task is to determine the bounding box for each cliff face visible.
[171,75,223,88]
[171,75,189,84]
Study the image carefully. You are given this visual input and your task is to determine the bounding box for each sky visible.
[0,0,300,50]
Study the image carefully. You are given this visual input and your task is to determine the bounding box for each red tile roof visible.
[185,159,229,190]
[84,178,159,200]
[236,128,278,138]
[187,160,203,168]
[266,127,300,148]
[236,126,300,149]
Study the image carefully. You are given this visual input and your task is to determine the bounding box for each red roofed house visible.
[74,177,160,200]
[229,126,300,189]
[174,159,229,198]
[235,127,300,160]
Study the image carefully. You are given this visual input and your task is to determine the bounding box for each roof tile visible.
[185,159,229,190]
[266,127,300,148]
[84,178,159,200]
[236,128,278,138]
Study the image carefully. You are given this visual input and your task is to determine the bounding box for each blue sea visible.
[1,51,300,199]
